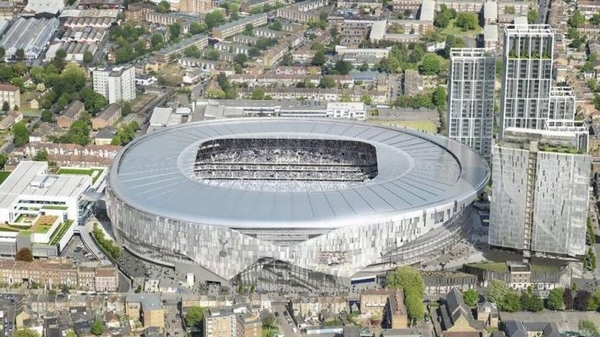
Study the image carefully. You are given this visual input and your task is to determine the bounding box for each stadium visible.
[106,119,489,290]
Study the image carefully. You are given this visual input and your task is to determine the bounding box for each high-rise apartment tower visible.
[447,48,496,163]
[92,66,136,104]
[499,24,555,139]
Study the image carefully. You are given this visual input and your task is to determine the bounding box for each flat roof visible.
[109,119,489,229]
[0,161,91,209]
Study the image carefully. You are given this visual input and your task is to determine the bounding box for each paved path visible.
[80,220,111,266]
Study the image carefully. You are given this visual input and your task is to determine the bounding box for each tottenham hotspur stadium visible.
[107,118,489,289]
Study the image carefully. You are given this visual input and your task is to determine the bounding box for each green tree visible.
[359,62,369,71]
[0,153,8,169]
[83,50,94,64]
[251,88,265,100]
[578,319,600,337]
[527,9,538,24]
[387,266,425,321]
[547,288,564,310]
[186,306,205,328]
[591,14,600,26]
[568,10,585,28]
[184,45,201,58]
[262,313,276,329]
[151,33,164,51]
[311,50,326,66]
[156,0,170,12]
[15,48,25,61]
[405,292,425,320]
[189,22,208,35]
[281,53,294,66]
[169,23,182,40]
[13,330,40,337]
[33,149,48,161]
[91,320,104,336]
[419,54,442,75]
[234,53,248,66]
[486,279,509,305]
[463,288,478,307]
[243,24,254,36]
[360,94,372,105]
[432,85,447,108]
[205,10,224,29]
[2,101,8,112]
[248,47,261,58]
[12,121,29,147]
[502,290,522,312]
[334,60,353,75]
[206,48,220,61]
[434,5,456,28]
[122,102,132,116]
[0,47,4,59]
[270,20,283,31]
[455,12,479,31]
[319,76,336,88]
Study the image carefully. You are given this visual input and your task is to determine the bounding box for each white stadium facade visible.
[107,119,489,289]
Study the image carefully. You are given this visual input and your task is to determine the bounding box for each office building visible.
[92,66,136,104]
[489,128,591,256]
[499,24,554,139]
[448,48,496,163]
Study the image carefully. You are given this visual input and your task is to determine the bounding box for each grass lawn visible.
[35,225,52,234]
[531,264,560,272]
[0,171,10,185]
[42,205,68,210]
[261,328,279,337]
[441,18,482,37]
[368,120,438,133]
[130,92,158,112]
[49,220,73,245]
[468,262,509,273]
[57,168,104,184]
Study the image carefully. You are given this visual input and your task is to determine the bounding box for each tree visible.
[0,47,4,60]
[281,53,294,66]
[12,121,29,147]
[521,292,543,312]
[564,288,574,310]
[486,279,509,305]
[151,33,164,51]
[156,0,170,12]
[434,5,456,28]
[13,330,40,337]
[91,320,104,336]
[15,48,24,61]
[334,60,353,75]
[270,20,283,31]
[579,319,600,336]
[319,77,336,89]
[234,53,248,66]
[169,23,182,40]
[359,62,369,71]
[387,267,425,321]
[15,248,33,262]
[575,290,591,311]
[2,101,8,112]
[205,10,224,29]
[455,12,479,31]
[463,288,478,307]
[243,24,254,36]
[547,288,564,310]
[33,149,48,162]
[360,94,372,106]
[311,50,326,66]
[206,48,220,61]
[251,88,265,100]
[83,50,93,64]
[405,292,425,320]
[189,22,208,35]
[186,306,205,328]
[419,54,442,75]
[527,9,538,24]
[41,110,53,123]
[184,45,201,58]
[122,102,132,116]
[432,85,447,108]
[568,10,585,28]
[0,154,7,169]
[502,290,522,312]
[248,47,261,58]
[262,313,276,329]
[591,13,600,26]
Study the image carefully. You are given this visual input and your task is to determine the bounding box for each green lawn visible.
[368,120,438,133]
[441,18,482,37]
[261,328,279,337]
[42,205,68,210]
[57,168,104,184]
[468,262,509,273]
[35,225,52,234]
[49,220,73,245]
[0,171,10,185]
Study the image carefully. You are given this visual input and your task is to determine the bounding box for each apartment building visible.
[57,100,85,129]
[360,289,408,329]
[448,48,496,163]
[499,23,555,139]
[178,0,213,13]
[154,34,208,62]
[205,308,238,336]
[0,260,118,291]
[126,294,165,328]
[212,14,267,39]
[0,84,20,110]
[92,66,136,104]
[489,128,591,256]
[91,103,121,130]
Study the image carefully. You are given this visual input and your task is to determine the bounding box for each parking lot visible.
[164,305,185,337]
[61,235,102,265]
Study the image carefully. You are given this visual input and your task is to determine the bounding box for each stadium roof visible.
[109,119,489,229]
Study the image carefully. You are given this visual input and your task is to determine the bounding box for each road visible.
[537,0,549,24]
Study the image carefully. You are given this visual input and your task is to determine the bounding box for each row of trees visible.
[92,223,121,259]
[111,121,140,146]
[387,266,425,321]
[394,86,447,110]
[486,280,543,312]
